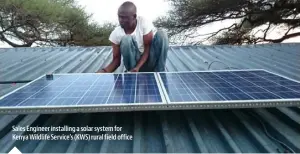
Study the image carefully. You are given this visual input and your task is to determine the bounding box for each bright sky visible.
[0,0,170,48]
[76,0,170,24]
[0,0,299,48]
[77,0,300,44]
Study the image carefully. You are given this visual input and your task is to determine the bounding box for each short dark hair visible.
[119,1,137,14]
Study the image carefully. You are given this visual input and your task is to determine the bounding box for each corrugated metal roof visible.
[0,43,300,153]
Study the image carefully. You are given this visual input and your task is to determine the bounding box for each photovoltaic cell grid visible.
[106,73,162,104]
[0,73,163,108]
[0,69,299,114]
[159,70,300,103]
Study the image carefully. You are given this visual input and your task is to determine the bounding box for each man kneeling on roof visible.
[97,1,169,73]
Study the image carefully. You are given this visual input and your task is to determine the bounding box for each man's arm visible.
[98,43,121,73]
[131,31,153,72]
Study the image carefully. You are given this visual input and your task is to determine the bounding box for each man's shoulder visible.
[112,26,123,33]
[137,16,155,27]
[109,26,125,44]
[110,26,125,37]
[137,16,148,23]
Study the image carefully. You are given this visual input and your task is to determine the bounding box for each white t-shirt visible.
[109,16,157,53]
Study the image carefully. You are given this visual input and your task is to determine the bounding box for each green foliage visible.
[69,22,116,46]
[0,0,115,47]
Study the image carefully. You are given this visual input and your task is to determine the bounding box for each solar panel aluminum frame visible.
[164,99,300,110]
[0,103,170,115]
[1,69,300,114]
[160,68,265,73]
[0,72,169,114]
[157,69,300,110]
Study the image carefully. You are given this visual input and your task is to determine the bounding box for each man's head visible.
[118,1,137,30]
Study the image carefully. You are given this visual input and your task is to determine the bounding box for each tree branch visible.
[264,32,300,43]
[186,23,238,39]
[263,22,272,40]
[279,19,300,26]
[0,33,33,47]
[0,24,24,34]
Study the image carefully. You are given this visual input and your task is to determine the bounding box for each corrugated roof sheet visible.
[0,43,300,153]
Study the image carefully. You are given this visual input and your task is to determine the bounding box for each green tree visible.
[155,0,300,45]
[0,0,115,47]
[65,22,116,47]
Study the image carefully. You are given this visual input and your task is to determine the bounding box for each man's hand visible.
[135,31,153,70]
[97,42,121,73]
[96,69,106,73]
[130,67,139,72]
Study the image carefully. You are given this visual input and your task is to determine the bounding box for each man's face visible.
[118,9,136,29]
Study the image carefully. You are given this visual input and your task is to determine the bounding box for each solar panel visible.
[0,69,299,114]
[0,73,167,114]
[158,69,300,109]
